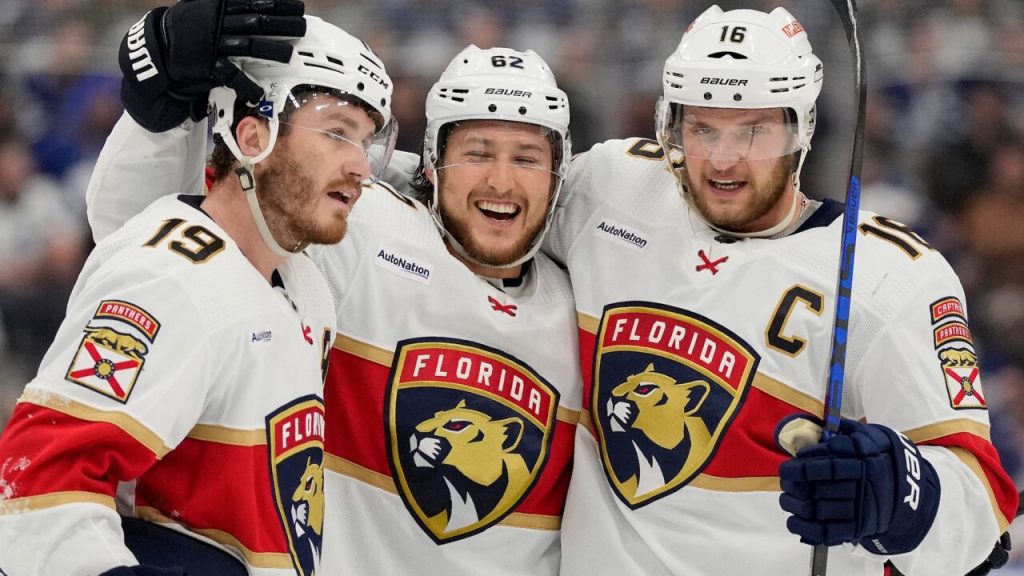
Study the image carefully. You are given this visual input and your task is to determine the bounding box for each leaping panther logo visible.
[607,364,712,497]
[410,400,529,535]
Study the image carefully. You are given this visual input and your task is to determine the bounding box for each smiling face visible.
[430,120,556,277]
[676,106,798,234]
[257,94,377,249]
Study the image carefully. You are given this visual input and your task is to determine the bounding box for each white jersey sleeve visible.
[0,196,334,576]
[86,113,208,243]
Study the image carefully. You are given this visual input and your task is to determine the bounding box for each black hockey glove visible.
[965,532,1012,576]
[118,0,306,132]
[775,415,941,555]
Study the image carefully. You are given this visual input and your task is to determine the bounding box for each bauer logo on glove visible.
[775,414,941,555]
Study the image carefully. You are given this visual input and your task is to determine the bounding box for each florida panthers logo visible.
[387,338,558,543]
[593,303,758,508]
[410,400,531,534]
[267,397,325,576]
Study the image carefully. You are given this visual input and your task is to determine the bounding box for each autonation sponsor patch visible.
[594,220,648,251]
[375,248,432,284]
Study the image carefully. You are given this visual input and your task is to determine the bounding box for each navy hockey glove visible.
[99,567,184,576]
[776,415,941,555]
[119,0,306,132]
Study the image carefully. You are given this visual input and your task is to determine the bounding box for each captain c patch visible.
[385,338,559,544]
[592,302,759,508]
[65,300,160,403]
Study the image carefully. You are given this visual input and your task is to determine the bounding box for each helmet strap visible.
[237,162,297,258]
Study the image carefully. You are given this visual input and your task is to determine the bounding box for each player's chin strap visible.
[221,117,302,259]
[235,163,297,259]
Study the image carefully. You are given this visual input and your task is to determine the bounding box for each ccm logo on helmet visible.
[700,77,748,86]
[484,88,533,98]
[357,64,390,90]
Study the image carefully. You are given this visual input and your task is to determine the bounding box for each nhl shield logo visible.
[593,302,759,508]
[386,338,559,544]
[267,396,326,576]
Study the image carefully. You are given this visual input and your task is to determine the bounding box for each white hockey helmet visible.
[208,16,396,257]
[210,15,396,175]
[423,44,571,269]
[656,5,822,160]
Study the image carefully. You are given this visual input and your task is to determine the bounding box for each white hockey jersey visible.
[84,113,584,575]
[312,185,582,575]
[0,194,335,576]
[544,138,1018,576]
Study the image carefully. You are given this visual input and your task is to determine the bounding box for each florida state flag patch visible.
[385,338,559,544]
[930,297,986,410]
[65,300,160,403]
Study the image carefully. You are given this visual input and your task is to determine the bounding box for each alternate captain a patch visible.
[592,302,759,508]
[930,296,986,410]
[385,338,559,544]
[267,396,326,576]
[65,300,160,403]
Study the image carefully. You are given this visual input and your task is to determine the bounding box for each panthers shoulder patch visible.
[65,300,161,403]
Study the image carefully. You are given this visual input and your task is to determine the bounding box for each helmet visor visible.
[278,88,398,182]
[661,104,802,161]
[434,120,561,186]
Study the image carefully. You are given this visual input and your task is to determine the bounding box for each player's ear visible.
[235,116,271,158]
[425,166,436,185]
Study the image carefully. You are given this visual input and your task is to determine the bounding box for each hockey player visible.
[544,5,1018,576]
[85,8,581,574]
[0,4,395,576]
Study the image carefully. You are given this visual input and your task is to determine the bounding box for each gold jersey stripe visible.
[946,447,1010,532]
[333,334,394,366]
[577,312,599,335]
[325,453,397,493]
[19,389,171,458]
[751,373,824,414]
[904,418,991,444]
[323,456,561,531]
[557,405,581,425]
[579,409,596,435]
[500,512,560,531]
[0,491,114,514]
[689,474,781,492]
[136,507,294,569]
[187,423,265,446]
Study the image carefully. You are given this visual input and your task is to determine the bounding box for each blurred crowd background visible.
[1,0,1023,566]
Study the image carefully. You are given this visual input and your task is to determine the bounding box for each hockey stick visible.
[811,1,866,575]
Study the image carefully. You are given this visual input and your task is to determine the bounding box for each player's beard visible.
[683,156,792,233]
[256,147,353,250]
[439,194,547,268]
